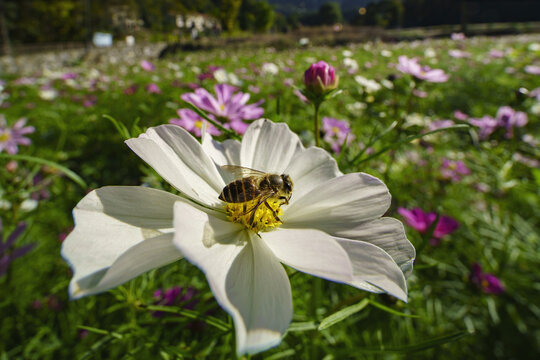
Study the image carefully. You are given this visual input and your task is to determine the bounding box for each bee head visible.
[281,174,293,194]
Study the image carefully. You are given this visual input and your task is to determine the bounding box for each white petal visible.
[284,146,342,202]
[173,202,292,355]
[261,228,353,283]
[335,237,408,302]
[201,132,241,167]
[330,217,415,277]
[126,125,225,207]
[62,187,183,298]
[283,173,391,229]
[240,119,304,173]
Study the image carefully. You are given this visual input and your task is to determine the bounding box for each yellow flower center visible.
[332,126,340,134]
[195,120,203,129]
[0,132,10,142]
[219,104,226,112]
[225,197,285,233]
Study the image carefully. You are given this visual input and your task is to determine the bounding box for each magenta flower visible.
[0,116,35,154]
[0,220,35,276]
[180,84,264,134]
[398,207,459,245]
[169,109,221,137]
[396,56,449,83]
[322,117,355,154]
[489,49,504,59]
[123,84,139,95]
[440,159,471,182]
[496,106,527,138]
[524,65,540,75]
[304,61,339,95]
[141,60,155,72]
[146,83,162,94]
[470,263,505,294]
[468,115,498,139]
[152,286,199,317]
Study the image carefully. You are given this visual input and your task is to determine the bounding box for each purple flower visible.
[428,119,455,131]
[146,83,162,94]
[322,117,355,154]
[0,116,35,154]
[496,106,527,138]
[304,61,339,95]
[398,207,459,245]
[169,109,221,137]
[141,60,155,72]
[152,286,199,317]
[412,89,428,98]
[524,65,540,75]
[181,84,264,134]
[470,263,505,294]
[0,220,35,276]
[489,49,504,59]
[396,56,448,83]
[62,72,78,80]
[468,115,498,139]
[440,159,471,182]
[123,85,139,95]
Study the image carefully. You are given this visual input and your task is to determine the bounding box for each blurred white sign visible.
[93,33,113,47]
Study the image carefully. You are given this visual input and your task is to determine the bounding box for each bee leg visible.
[264,200,282,222]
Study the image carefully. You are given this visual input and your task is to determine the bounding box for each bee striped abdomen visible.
[219,178,260,203]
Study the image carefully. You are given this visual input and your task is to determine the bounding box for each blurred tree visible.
[218,0,243,31]
[238,0,275,33]
[318,2,343,25]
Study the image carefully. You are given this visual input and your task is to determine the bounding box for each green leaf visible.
[318,298,369,330]
[103,114,131,139]
[0,153,87,189]
[353,124,470,165]
[77,325,123,339]
[354,330,470,353]
[141,304,231,332]
[288,321,317,332]
[368,299,420,318]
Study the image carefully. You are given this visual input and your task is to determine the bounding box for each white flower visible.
[62,119,414,355]
[213,68,242,86]
[354,75,382,93]
[261,62,279,75]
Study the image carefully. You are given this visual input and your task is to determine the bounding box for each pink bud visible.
[304,61,339,95]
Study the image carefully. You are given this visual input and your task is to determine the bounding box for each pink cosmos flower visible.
[468,115,498,139]
[146,83,162,94]
[181,84,264,134]
[453,110,469,121]
[304,61,339,95]
[322,117,355,154]
[0,116,35,154]
[524,65,540,75]
[153,286,199,317]
[396,56,449,83]
[398,207,459,245]
[448,49,471,58]
[169,109,221,137]
[412,89,428,98]
[440,159,471,182]
[470,263,504,295]
[489,49,504,59]
[451,32,466,40]
[496,106,527,138]
[141,60,155,72]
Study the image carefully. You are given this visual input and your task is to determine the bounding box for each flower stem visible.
[314,102,321,147]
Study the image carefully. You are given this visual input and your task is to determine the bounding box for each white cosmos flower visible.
[61,119,414,355]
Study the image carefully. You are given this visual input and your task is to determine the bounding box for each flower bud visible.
[304,61,339,96]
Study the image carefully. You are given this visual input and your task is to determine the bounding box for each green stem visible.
[314,103,321,147]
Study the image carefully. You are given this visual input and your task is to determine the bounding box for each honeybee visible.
[218,165,293,223]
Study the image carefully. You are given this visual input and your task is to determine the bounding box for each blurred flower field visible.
[0,33,539,359]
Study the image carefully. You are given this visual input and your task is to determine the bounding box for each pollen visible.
[225,198,285,233]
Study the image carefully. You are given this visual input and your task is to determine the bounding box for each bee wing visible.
[221,165,266,180]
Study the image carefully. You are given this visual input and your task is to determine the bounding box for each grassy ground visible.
[0,33,539,359]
